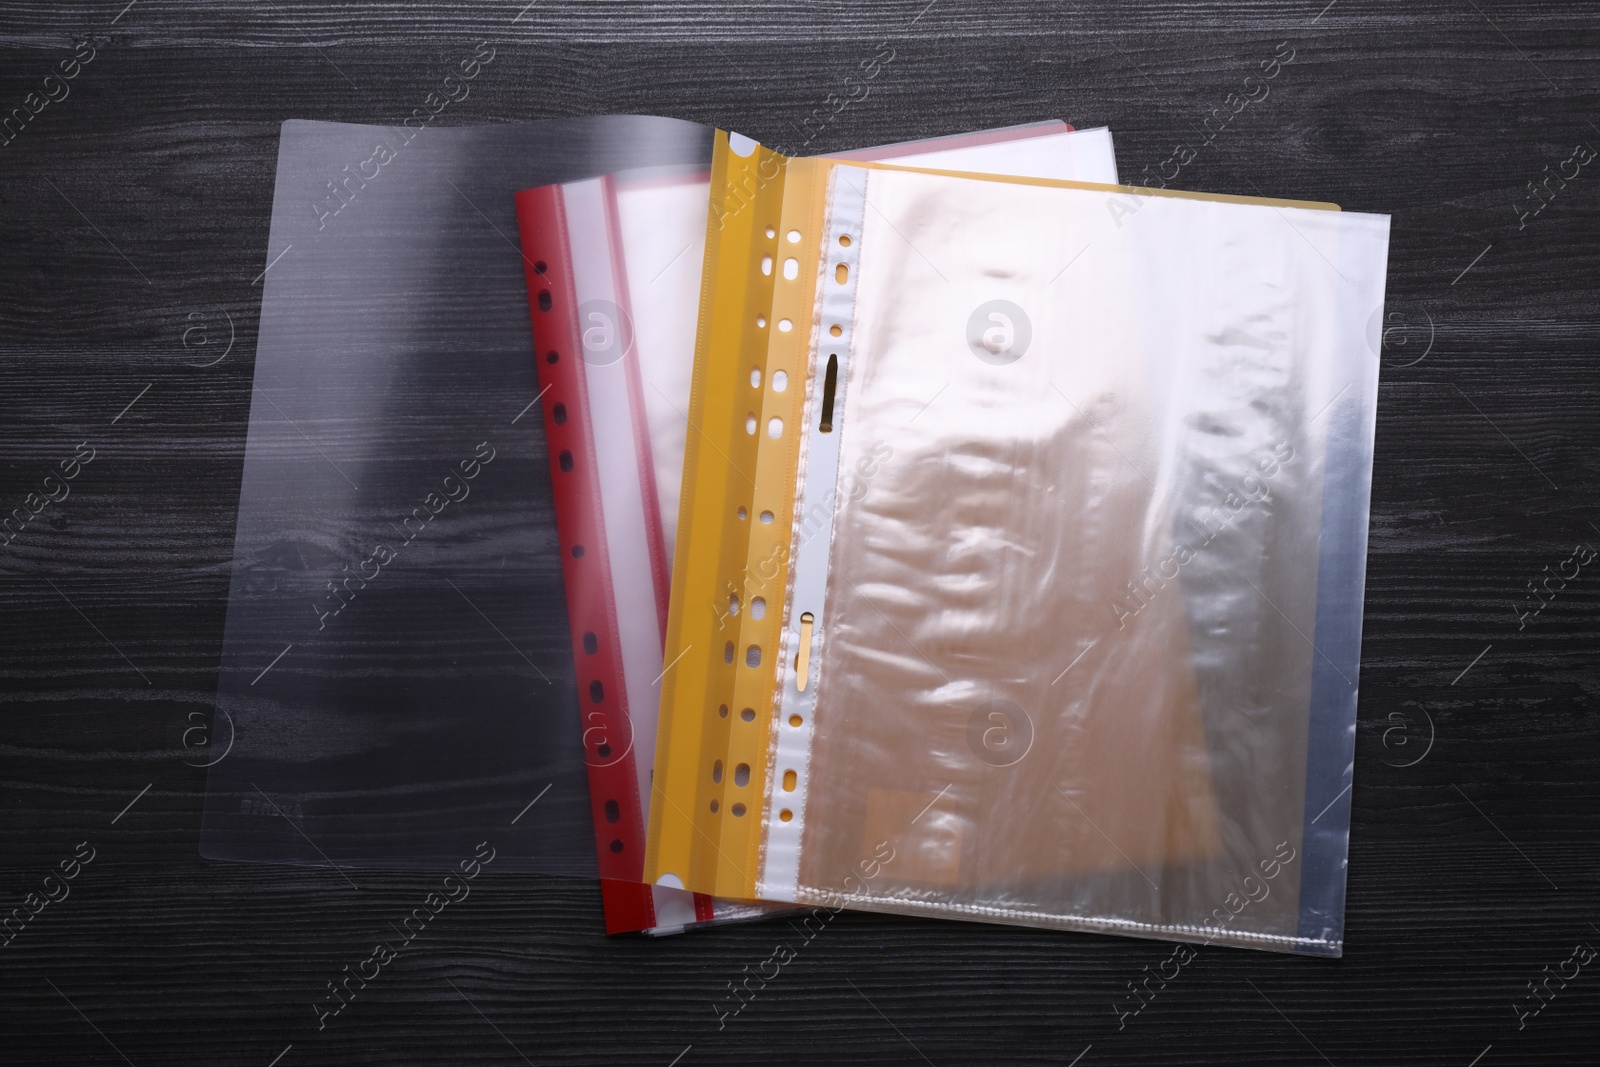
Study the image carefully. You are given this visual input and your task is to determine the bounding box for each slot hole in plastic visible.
[537,291,552,311]
[751,597,766,620]
[836,263,848,284]
[740,707,755,722]
[604,799,620,823]
[724,641,734,664]
[713,759,723,784]
[782,769,797,792]
[731,803,747,817]
[761,255,773,276]
[819,354,839,432]
[772,370,788,392]
[582,632,597,655]
[750,367,762,388]
[718,703,729,718]
[783,257,800,280]
[546,350,559,364]
[745,645,762,668]
[589,680,604,704]
[734,763,750,787]
[768,417,783,439]
[552,402,567,425]
[558,450,573,472]
[779,809,793,823]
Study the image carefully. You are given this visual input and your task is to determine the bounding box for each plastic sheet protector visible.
[515,123,1118,932]
[203,115,715,874]
[646,134,1390,955]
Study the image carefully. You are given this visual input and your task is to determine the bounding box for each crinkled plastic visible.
[202,116,715,872]
[514,123,1118,931]
[646,135,1389,955]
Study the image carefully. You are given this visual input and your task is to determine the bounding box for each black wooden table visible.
[2,2,1596,1064]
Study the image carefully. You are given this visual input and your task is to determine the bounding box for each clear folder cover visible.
[202,115,715,873]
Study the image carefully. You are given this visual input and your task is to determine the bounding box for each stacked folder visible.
[213,114,1387,956]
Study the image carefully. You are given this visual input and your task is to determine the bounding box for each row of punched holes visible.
[533,257,629,859]
[710,224,854,832]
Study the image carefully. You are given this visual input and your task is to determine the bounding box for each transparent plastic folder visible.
[202,116,715,872]
[514,123,1118,932]
[646,135,1390,955]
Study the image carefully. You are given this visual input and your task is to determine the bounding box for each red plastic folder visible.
[514,123,1121,933]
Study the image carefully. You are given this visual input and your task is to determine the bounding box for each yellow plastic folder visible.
[646,132,1389,954]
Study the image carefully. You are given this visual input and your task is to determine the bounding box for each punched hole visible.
[767,417,783,439]
[537,291,552,311]
[783,769,798,792]
[572,545,585,558]
[710,798,719,813]
[751,597,766,620]
[839,234,852,247]
[761,255,773,276]
[786,229,801,243]
[609,839,624,853]
[829,325,842,337]
[779,809,793,823]
[582,632,597,655]
[819,353,838,432]
[534,261,548,274]
[777,319,793,333]
[737,506,748,520]
[765,226,776,239]
[729,593,741,616]
[732,803,747,817]
[559,450,573,472]
[734,763,750,787]
[597,743,611,757]
[552,402,567,425]
[589,680,604,703]
[713,759,723,784]
[836,263,848,284]
[759,510,774,524]
[756,314,767,328]
[604,798,620,822]
[750,367,762,388]
[789,714,803,728]
[783,257,800,280]
[546,350,560,364]
[772,370,788,392]
[718,703,729,718]
[724,641,734,664]
[746,413,757,435]
[745,645,762,668]
[740,707,755,722]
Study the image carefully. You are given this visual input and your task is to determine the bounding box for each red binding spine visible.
[515,185,654,935]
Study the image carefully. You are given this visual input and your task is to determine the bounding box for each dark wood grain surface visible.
[2,2,1597,1064]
